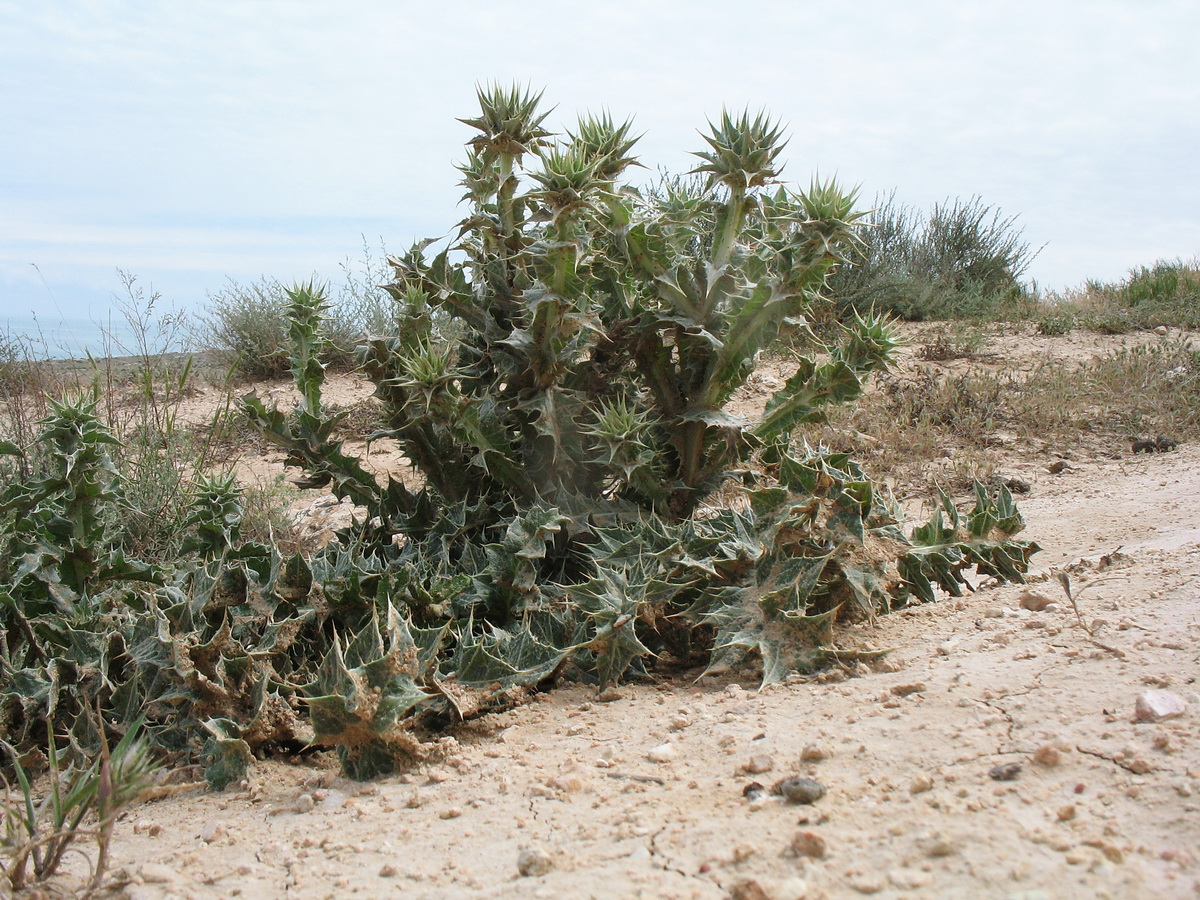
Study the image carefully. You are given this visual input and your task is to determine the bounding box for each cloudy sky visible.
[2,1,1197,330]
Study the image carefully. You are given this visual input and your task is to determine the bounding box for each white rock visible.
[517,845,554,877]
[909,772,934,794]
[776,877,814,900]
[647,742,678,763]
[1135,689,1187,722]
[139,863,178,884]
[745,753,774,774]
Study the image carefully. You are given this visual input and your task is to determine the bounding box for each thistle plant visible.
[242,85,1038,777]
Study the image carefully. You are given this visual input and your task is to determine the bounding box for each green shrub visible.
[0,87,1040,786]
[827,192,1038,321]
[199,277,292,380]
[242,87,1038,777]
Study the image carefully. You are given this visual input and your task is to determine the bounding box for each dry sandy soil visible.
[58,327,1200,899]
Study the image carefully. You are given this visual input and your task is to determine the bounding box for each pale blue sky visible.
[2,1,1197,327]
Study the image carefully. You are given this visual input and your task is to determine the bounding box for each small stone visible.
[937,640,957,656]
[648,742,678,763]
[847,874,885,894]
[984,606,1005,618]
[294,793,315,813]
[405,789,422,809]
[729,879,772,900]
[199,822,224,843]
[775,878,813,900]
[379,863,399,877]
[909,773,934,794]
[800,743,831,762]
[439,807,463,819]
[669,714,691,731]
[744,754,774,774]
[1018,590,1054,611]
[1032,744,1062,767]
[1154,325,1169,336]
[1048,460,1069,474]
[597,687,624,702]
[921,837,957,857]
[139,863,178,884]
[889,868,932,889]
[1135,689,1187,722]
[134,820,161,837]
[789,829,827,859]
[890,682,926,697]
[777,776,826,805]
[989,762,1022,781]
[547,773,585,793]
[517,845,554,877]
[1057,804,1076,821]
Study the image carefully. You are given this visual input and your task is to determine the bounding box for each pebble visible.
[1032,744,1062,767]
[648,743,678,763]
[517,845,554,877]
[777,776,826,805]
[294,793,315,813]
[133,819,161,836]
[439,807,463,820]
[776,878,814,900]
[597,687,624,702]
[729,880,772,900]
[199,822,224,843]
[889,868,932,889]
[789,830,828,859]
[139,863,178,884]
[909,773,934,794]
[1057,804,1076,821]
[1018,590,1055,611]
[800,743,831,762]
[547,773,586,793]
[379,863,399,877]
[989,762,1022,781]
[745,754,774,774]
[921,836,957,857]
[1048,460,1069,474]
[1135,689,1187,722]
[847,874,885,894]
[890,682,926,697]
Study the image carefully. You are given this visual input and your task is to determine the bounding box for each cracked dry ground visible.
[103,444,1200,900]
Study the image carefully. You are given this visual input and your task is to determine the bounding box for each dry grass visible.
[798,332,1199,497]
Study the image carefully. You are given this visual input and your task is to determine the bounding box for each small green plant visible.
[1036,312,1074,336]
[1,719,159,896]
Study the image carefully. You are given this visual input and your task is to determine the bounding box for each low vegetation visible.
[0,85,1195,887]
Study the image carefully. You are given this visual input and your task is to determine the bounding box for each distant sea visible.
[1,312,189,360]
